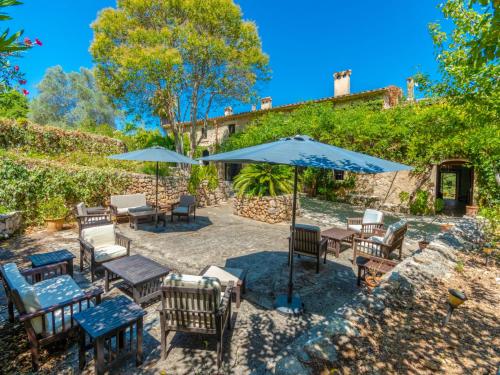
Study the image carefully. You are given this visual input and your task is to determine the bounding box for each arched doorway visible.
[202,150,209,166]
[436,160,474,216]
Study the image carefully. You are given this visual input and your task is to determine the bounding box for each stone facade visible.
[233,195,298,224]
[0,211,22,239]
[346,170,435,212]
[123,171,230,208]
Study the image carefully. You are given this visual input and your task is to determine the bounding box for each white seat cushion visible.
[117,207,129,215]
[81,224,115,248]
[201,266,244,286]
[173,206,189,214]
[348,224,362,233]
[370,235,386,244]
[383,220,407,244]
[362,209,384,224]
[32,275,86,334]
[94,244,127,262]
[164,273,222,308]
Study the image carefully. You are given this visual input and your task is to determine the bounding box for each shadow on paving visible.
[129,215,213,234]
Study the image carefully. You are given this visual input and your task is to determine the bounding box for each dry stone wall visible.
[0,211,22,239]
[233,195,297,223]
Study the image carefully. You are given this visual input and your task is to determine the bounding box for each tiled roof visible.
[170,86,400,127]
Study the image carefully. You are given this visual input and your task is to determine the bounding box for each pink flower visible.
[19,79,27,85]
[22,89,29,96]
[34,38,42,46]
[13,65,19,72]
[24,37,32,46]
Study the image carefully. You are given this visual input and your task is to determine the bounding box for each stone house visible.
[163,71,476,215]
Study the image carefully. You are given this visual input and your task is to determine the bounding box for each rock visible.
[323,317,360,338]
[274,355,311,375]
[303,336,338,365]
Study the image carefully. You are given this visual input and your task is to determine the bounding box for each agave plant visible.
[233,163,295,197]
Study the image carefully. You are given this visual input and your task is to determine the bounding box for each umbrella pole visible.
[288,166,298,303]
[155,161,159,226]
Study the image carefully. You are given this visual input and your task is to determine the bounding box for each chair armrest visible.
[218,281,234,314]
[79,237,95,251]
[373,228,387,236]
[109,204,119,215]
[18,287,103,322]
[115,233,131,254]
[320,237,328,250]
[189,203,196,213]
[347,217,363,226]
[86,206,108,214]
[20,262,68,284]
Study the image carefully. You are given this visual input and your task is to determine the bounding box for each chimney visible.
[260,96,272,110]
[251,104,257,112]
[406,77,415,102]
[333,70,352,97]
[224,106,233,116]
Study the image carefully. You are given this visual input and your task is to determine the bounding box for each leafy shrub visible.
[233,164,295,197]
[0,155,130,224]
[38,196,69,220]
[0,205,10,214]
[188,165,218,194]
[410,190,431,215]
[434,198,445,214]
[302,167,355,201]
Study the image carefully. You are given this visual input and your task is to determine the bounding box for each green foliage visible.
[233,164,294,197]
[399,191,410,205]
[0,204,9,213]
[0,119,125,155]
[0,0,28,54]
[221,101,499,207]
[434,198,445,214]
[29,66,118,129]
[90,0,269,155]
[0,155,130,224]
[302,167,355,201]
[409,190,431,216]
[119,123,175,151]
[0,89,28,118]
[188,165,219,194]
[38,196,69,220]
[454,260,465,273]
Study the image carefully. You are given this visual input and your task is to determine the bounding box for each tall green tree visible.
[29,65,118,128]
[90,0,269,156]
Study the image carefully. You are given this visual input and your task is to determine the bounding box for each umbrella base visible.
[274,293,303,317]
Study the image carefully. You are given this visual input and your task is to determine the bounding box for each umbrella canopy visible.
[200,135,412,173]
[108,146,198,226]
[109,146,199,165]
[200,135,412,315]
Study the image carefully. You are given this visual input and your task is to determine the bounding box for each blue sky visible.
[7,0,443,120]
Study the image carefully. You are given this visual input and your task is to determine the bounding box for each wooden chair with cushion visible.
[171,195,196,222]
[289,224,328,273]
[347,209,384,238]
[109,193,154,222]
[0,262,102,370]
[352,219,408,264]
[158,274,233,369]
[79,224,131,281]
[75,202,112,236]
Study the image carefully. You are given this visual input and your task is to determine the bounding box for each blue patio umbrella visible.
[109,146,198,224]
[200,135,412,315]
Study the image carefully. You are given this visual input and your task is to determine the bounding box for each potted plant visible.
[39,196,69,231]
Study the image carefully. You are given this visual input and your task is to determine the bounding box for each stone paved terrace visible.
[0,198,458,374]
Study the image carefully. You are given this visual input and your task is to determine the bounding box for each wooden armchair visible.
[109,193,155,222]
[79,224,131,281]
[347,209,384,238]
[289,224,328,273]
[171,195,196,222]
[75,202,112,235]
[352,220,408,263]
[0,262,102,370]
[158,274,233,369]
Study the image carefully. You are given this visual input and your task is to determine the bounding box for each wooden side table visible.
[29,249,76,277]
[200,265,247,308]
[321,228,356,257]
[356,257,397,286]
[73,295,146,375]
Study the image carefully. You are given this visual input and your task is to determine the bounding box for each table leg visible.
[235,286,241,308]
[95,337,105,375]
[104,269,110,292]
[136,318,143,366]
[79,328,86,370]
[357,265,362,286]
[67,259,74,277]
[335,240,340,258]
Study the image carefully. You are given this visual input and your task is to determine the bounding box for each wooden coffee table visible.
[103,255,170,305]
[356,257,397,286]
[321,227,356,257]
[128,209,166,230]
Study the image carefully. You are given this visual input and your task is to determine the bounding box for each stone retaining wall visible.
[0,211,22,239]
[233,195,297,223]
[124,171,230,208]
